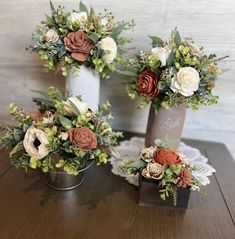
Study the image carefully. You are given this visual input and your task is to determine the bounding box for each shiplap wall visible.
[0,0,234,157]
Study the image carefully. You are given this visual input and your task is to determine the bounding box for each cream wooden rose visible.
[170,67,200,96]
[23,127,49,159]
[99,37,117,63]
[64,97,89,116]
[142,162,165,180]
[67,12,87,24]
[45,29,59,43]
[151,46,172,67]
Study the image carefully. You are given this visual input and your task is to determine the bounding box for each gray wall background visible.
[0,0,234,157]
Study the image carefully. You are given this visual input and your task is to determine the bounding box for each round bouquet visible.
[124,29,227,111]
[0,87,121,176]
[28,1,134,78]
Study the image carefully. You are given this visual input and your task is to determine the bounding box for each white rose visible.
[100,37,117,64]
[45,29,59,43]
[64,97,89,116]
[170,67,200,96]
[23,127,49,160]
[151,45,172,67]
[67,12,87,24]
[184,41,203,57]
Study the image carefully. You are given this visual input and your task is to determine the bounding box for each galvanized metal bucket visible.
[45,161,94,191]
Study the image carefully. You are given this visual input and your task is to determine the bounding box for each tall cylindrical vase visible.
[145,103,186,150]
[66,65,100,111]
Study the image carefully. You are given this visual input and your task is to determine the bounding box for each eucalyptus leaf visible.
[89,32,100,43]
[79,1,89,14]
[58,115,73,130]
[10,141,24,159]
[149,36,164,47]
[117,69,138,77]
[174,31,181,46]
[166,50,175,67]
[111,24,126,40]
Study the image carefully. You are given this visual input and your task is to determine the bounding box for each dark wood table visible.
[0,136,235,239]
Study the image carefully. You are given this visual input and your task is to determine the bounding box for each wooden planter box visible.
[138,175,191,209]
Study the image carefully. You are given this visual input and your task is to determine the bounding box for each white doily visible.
[109,137,216,187]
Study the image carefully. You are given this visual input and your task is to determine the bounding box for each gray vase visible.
[45,161,94,191]
[145,103,186,150]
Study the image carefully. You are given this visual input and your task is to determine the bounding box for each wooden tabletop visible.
[0,135,235,239]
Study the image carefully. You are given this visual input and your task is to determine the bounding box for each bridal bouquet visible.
[28,1,134,78]
[0,87,121,175]
[124,29,227,111]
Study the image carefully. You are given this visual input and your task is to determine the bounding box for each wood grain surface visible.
[0,137,234,239]
[0,0,235,158]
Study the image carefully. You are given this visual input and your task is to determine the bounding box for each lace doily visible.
[109,137,216,187]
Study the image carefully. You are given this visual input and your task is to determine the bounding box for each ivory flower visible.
[67,12,87,24]
[140,146,156,162]
[45,29,59,43]
[142,163,165,180]
[100,37,117,63]
[23,127,49,159]
[184,41,203,57]
[64,97,89,116]
[170,67,200,96]
[151,46,172,67]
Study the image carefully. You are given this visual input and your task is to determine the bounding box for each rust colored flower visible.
[68,127,97,151]
[137,68,159,99]
[153,148,182,165]
[176,167,192,188]
[64,31,93,62]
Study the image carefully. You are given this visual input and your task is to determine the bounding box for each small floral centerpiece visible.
[120,140,202,208]
[0,87,121,189]
[28,1,134,78]
[124,29,226,110]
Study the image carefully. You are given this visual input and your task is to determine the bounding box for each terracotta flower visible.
[68,127,97,151]
[137,68,159,99]
[176,167,192,188]
[153,148,181,165]
[64,31,93,62]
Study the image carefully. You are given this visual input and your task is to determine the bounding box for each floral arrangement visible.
[0,87,121,175]
[124,29,227,111]
[120,140,201,201]
[28,1,134,78]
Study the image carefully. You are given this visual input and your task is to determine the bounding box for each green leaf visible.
[166,50,175,67]
[33,97,54,107]
[31,90,51,100]
[79,1,89,13]
[13,128,23,141]
[89,6,95,17]
[111,24,126,39]
[89,32,100,43]
[149,36,164,47]
[58,115,73,130]
[174,31,181,46]
[10,141,24,159]
[44,14,54,26]
[117,69,138,77]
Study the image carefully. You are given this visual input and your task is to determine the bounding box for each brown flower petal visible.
[153,148,182,165]
[137,68,159,99]
[68,127,97,151]
[64,31,93,62]
[176,167,192,188]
